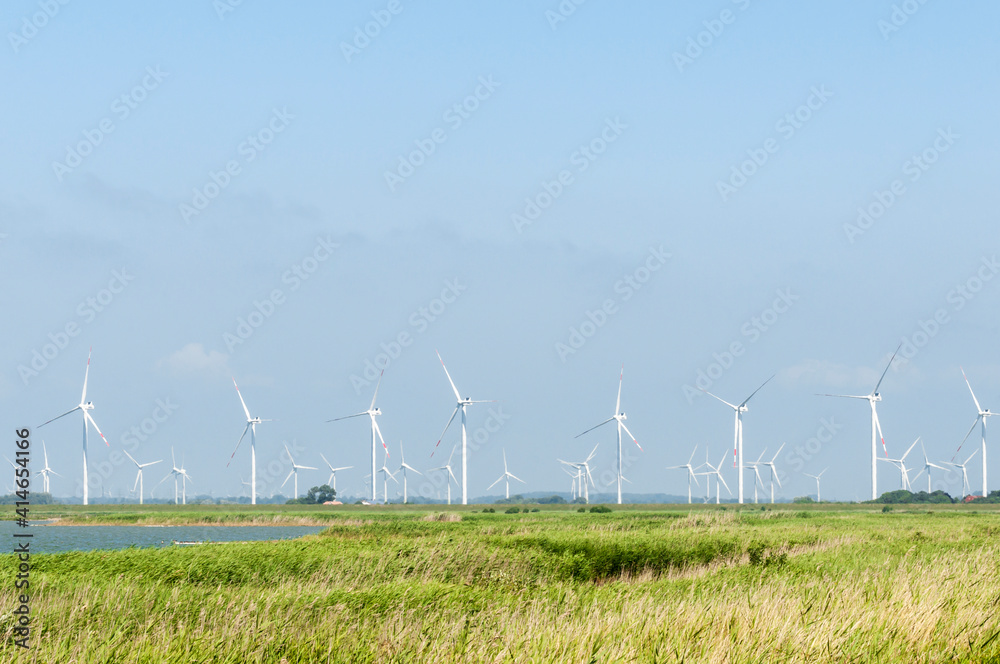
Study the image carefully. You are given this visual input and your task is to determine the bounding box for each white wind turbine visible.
[319,453,352,493]
[558,444,598,504]
[760,442,785,503]
[912,440,947,494]
[954,368,994,497]
[575,365,643,505]
[429,445,459,506]
[397,441,422,504]
[156,448,191,505]
[701,450,731,504]
[562,465,580,501]
[430,351,496,506]
[803,468,827,502]
[122,449,161,505]
[667,445,700,504]
[878,437,920,491]
[227,378,272,505]
[281,444,317,500]
[487,449,525,500]
[38,348,110,506]
[945,448,979,498]
[327,370,389,503]
[819,344,901,500]
[377,450,398,504]
[35,441,61,494]
[702,375,774,505]
[744,448,766,504]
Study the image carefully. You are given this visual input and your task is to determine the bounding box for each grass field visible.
[2,504,999,662]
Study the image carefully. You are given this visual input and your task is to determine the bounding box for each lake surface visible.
[0,521,326,553]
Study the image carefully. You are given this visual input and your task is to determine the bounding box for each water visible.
[0,520,325,553]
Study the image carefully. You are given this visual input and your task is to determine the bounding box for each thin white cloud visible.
[157,343,229,376]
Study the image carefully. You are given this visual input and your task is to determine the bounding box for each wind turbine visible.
[377,451,398,504]
[397,441,422,504]
[430,351,496,506]
[227,378,271,505]
[878,437,920,491]
[122,449,161,505]
[702,450,731,504]
[155,448,190,505]
[558,444,598,504]
[744,447,766,504]
[667,445,700,504]
[803,468,827,502]
[429,445,459,505]
[328,370,389,504]
[487,449,525,500]
[760,443,785,503]
[702,375,774,505]
[944,448,979,498]
[38,348,110,506]
[911,440,947,494]
[954,368,994,497]
[281,444,317,500]
[575,365,643,505]
[35,441,62,494]
[319,453,352,493]
[562,465,580,501]
[819,344,901,500]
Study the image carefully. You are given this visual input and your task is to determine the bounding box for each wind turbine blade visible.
[370,370,384,411]
[701,389,738,410]
[509,473,526,484]
[447,445,457,465]
[960,367,983,414]
[818,468,828,478]
[84,412,109,446]
[872,342,903,394]
[319,452,333,470]
[132,471,141,494]
[771,442,785,462]
[38,406,82,428]
[816,394,869,399]
[281,471,293,488]
[447,467,458,485]
[574,417,615,439]
[326,411,367,423]
[81,347,92,403]
[687,444,698,465]
[717,472,732,495]
[772,466,782,488]
[372,418,390,456]
[299,465,318,471]
[123,449,139,467]
[284,443,295,465]
[586,443,599,463]
[615,364,624,413]
[740,374,775,407]
[487,475,504,491]
[690,470,700,488]
[436,350,462,401]
[873,408,888,457]
[901,437,920,461]
[431,407,461,456]
[227,423,252,467]
[618,422,642,452]
[952,416,981,461]
[233,378,252,421]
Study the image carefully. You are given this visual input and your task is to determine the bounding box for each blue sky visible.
[3,1,999,502]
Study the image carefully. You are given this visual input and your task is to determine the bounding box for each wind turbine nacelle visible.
[373,408,382,415]
[619,413,627,420]
[83,401,95,410]
[872,393,882,402]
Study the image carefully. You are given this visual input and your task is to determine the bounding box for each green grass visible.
[2,505,999,662]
